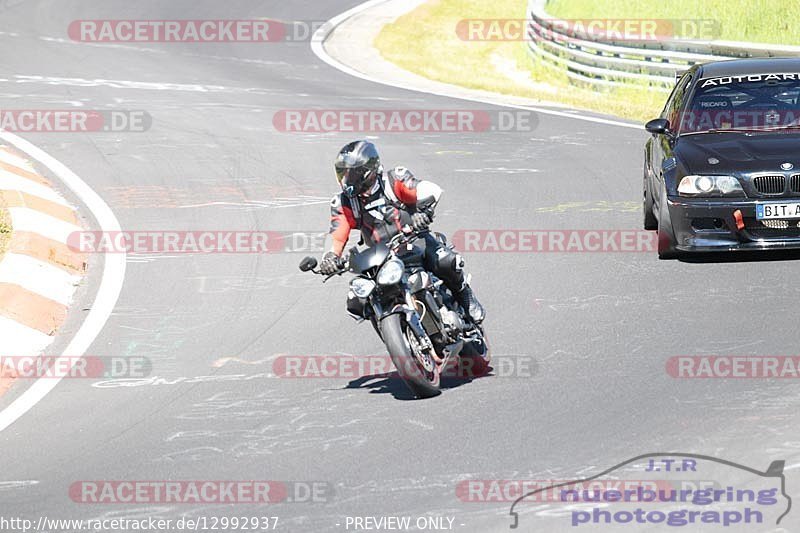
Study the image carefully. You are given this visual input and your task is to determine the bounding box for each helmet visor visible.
[336,165,376,197]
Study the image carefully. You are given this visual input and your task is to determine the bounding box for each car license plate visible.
[756,202,800,220]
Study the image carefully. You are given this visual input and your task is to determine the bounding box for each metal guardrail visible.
[527,0,800,90]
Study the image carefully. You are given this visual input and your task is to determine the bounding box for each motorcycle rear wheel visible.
[460,325,491,376]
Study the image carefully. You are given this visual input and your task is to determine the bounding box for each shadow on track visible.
[678,249,800,264]
[343,358,495,400]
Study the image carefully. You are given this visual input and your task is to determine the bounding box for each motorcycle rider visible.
[319,140,485,323]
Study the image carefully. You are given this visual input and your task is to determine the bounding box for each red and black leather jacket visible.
[328,167,442,255]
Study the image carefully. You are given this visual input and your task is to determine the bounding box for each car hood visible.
[674,132,800,175]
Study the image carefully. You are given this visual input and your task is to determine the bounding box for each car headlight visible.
[677,175,744,197]
[350,278,375,298]
[376,259,404,286]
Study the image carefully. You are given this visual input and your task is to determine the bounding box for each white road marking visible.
[0,253,80,305]
[453,168,541,174]
[0,169,71,205]
[211,354,283,368]
[91,372,275,388]
[176,197,330,209]
[310,0,642,131]
[406,419,434,430]
[0,480,39,489]
[14,75,283,97]
[126,254,186,263]
[0,131,126,433]
[38,36,168,55]
[0,147,36,170]
[0,316,53,355]
[7,207,81,244]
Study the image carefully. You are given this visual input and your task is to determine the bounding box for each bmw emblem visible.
[708,157,720,165]
[782,162,794,171]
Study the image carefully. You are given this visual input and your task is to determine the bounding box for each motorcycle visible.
[298,227,490,398]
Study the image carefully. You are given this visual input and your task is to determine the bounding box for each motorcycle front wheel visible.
[380,313,441,398]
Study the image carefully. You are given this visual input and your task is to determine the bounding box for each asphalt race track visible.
[2,1,800,532]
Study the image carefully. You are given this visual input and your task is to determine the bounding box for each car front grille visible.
[790,174,800,193]
[753,175,786,195]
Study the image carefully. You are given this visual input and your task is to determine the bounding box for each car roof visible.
[697,57,800,79]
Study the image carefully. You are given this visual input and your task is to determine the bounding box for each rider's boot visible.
[454,282,485,324]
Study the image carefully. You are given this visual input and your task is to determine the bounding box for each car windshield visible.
[679,73,800,134]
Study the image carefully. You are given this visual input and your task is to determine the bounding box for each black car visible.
[644,57,800,258]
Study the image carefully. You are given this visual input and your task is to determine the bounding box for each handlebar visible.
[388,225,426,249]
[325,256,349,281]
[312,256,349,283]
[298,226,427,282]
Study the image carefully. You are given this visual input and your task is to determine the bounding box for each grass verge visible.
[547,0,800,45]
[374,0,666,123]
[0,199,11,262]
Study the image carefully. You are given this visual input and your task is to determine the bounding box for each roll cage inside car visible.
[665,72,800,135]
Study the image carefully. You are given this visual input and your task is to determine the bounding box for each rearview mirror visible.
[299,256,317,272]
[645,118,671,135]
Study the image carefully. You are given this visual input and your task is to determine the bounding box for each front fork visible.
[399,291,434,353]
[372,289,434,353]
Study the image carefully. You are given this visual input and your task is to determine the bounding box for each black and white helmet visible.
[334,140,382,197]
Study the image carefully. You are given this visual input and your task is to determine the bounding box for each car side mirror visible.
[299,256,317,272]
[645,118,671,135]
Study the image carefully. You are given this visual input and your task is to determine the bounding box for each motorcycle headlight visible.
[350,278,375,298]
[376,259,404,286]
[677,175,744,197]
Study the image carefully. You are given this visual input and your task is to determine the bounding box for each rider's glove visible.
[411,210,432,232]
[320,251,342,275]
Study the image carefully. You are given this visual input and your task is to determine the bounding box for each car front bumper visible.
[667,197,800,252]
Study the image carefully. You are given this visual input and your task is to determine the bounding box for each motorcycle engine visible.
[439,306,464,333]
